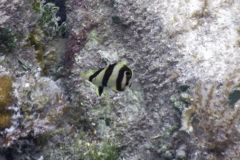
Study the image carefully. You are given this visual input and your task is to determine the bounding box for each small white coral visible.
[180,106,196,133]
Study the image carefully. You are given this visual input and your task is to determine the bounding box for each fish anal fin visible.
[98,86,104,96]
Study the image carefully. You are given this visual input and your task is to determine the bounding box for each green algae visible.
[86,140,119,160]
[32,0,41,13]
[28,28,44,51]
[73,137,119,160]
[42,49,58,75]
[112,16,121,25]
[0,27,16,53]
[228,89,240,106]
[28,28,45,72]
[43,129,120,160]
[228,84,240,107]
[35,132,53,148]
[28,28,60,76]
[32,0,67,38]
[178,85,190,92]
[88,30,104,44]
[28,0,67,75]
[38,3,59,27]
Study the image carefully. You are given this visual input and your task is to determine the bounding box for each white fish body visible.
[81,61,132,96]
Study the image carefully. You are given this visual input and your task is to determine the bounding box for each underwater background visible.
[0,0,240,159]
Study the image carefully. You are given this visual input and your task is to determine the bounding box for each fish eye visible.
[126,71,131,77]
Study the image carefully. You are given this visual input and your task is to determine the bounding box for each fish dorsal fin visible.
[118,60,128,66]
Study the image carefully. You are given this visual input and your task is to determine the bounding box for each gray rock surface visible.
[0,0,240,160]
[64,0,179,159]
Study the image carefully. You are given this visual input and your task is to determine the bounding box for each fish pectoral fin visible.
[97,86,104,96]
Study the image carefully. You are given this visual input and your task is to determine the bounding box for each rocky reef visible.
[0,0,240,160]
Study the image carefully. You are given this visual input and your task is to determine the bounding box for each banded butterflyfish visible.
[81,61,133,96]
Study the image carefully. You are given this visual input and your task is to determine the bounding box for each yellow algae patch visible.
[0,111,11,129]
[0,75,13,109]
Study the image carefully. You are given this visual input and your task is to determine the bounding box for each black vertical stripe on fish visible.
[98,86,104,96]
[102,63,117,87]
[89,68,104,82]
[125,69,132,86]
[116,66,128,91]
